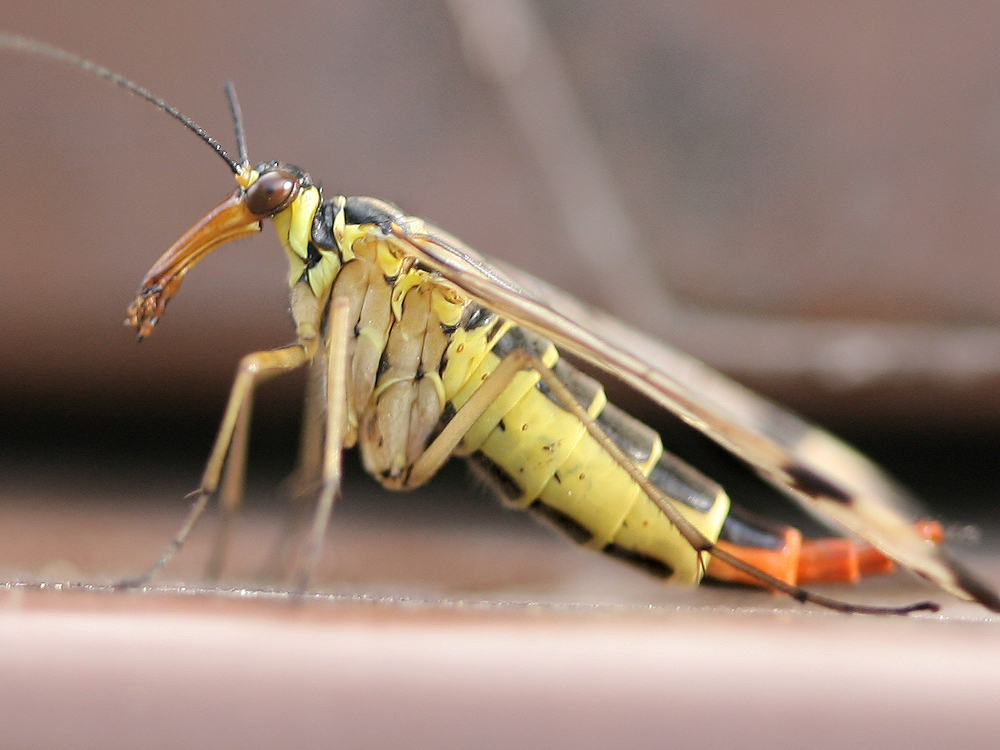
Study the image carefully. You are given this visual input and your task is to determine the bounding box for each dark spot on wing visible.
[603,543,674,579]
[784,465,852,504]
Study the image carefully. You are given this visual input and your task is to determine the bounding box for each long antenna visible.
[224,80,249,168]
[0,32,241,174]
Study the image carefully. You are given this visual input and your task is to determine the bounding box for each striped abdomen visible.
[447,322,730,586]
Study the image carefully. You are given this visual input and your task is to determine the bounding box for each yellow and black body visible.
[127,163,962,604]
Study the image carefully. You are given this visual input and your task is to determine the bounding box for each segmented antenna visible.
[0,32,241,174]
[224,80,250,168]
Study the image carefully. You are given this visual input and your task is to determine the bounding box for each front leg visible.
[117,341,314,588]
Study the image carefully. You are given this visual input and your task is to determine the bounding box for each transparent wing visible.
[384,213,999,611]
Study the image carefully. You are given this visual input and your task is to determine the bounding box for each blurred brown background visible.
[4,1,1000,530]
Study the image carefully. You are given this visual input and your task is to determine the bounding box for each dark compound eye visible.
[244,168,299,215]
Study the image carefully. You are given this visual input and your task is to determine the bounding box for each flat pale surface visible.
[1,487,998,750]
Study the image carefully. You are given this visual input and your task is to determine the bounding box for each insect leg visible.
[117,342,314,588]
[204,391,253,579]
[293,297,352,590]
[258,354,327,580]
[525,353,938,615]
[290,354,328,500]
